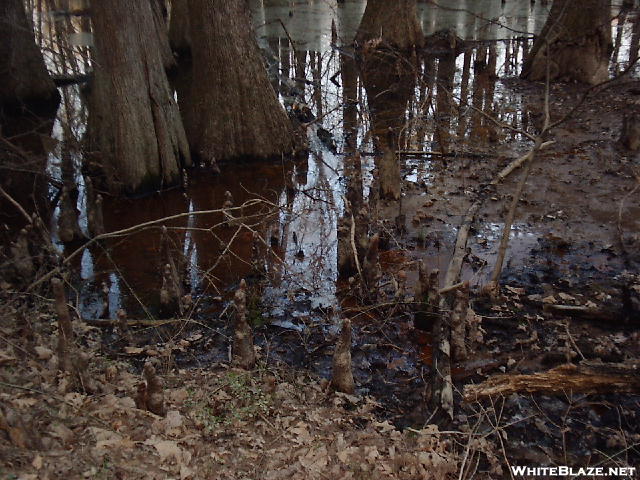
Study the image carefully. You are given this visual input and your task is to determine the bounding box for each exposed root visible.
[331,319,355,394]
[233,279,256,370]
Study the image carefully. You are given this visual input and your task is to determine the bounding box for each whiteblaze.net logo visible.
[510,466,637,477]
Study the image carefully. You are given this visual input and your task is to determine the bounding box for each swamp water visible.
[42,0,640,423]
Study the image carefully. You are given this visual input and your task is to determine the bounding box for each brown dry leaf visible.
[337,446,358,463]
[163,410,183,435]
[298,445,328,473]
[32,454,43,470]
[334,392,360,404]
[64,392,86,408]
[89,427,133,449]
[145,436,187,465]
[180,464,194,480]
[558,292,575,302]
[168,388,189,405]
[289,422,312,445]
[12,397,38,409]
[49,422,75,445]
[505,286,525,295]
[124,346,144,355]
[373,421,395,433]
[386,356,407,370]
[118,396,137,409]
[34,346,53,360]
[0,352,16,366]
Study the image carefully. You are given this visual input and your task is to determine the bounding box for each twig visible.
[493,141,554,183]
[83,318,184,328]
[26,199,267,292]
[438,282,465,295]
[395,150,493,159]
[350,212,362,278]
[489,45,552,290]
[489,138,543,287]
[0,185,33,224]
[277,19,298,58]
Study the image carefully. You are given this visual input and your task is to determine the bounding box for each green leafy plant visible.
[186,372,271,433]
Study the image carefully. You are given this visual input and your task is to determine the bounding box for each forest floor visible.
[0,293,468,480]
[2,75,640,479]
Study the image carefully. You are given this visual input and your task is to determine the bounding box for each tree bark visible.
[184,0,296,165]
[0,0,60,229]
[151,0,176,70]
[169,0,191,56]
[355,0,424,50]
[0,0,60,121]
[89,0,190,196]
[521,0,612,85]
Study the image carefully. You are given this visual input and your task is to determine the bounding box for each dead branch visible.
[350,211,362,278]
[0,185,32,224]
[493,140,554,182]
[395,150,493,159]
[27,199,268,292]
[438,282,466,295]
[463,362,640,401]
[488,136,545,292]
[488,50,552,293]
[431,201,481,419]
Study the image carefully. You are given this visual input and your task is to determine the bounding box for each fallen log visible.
[463,362,640,401]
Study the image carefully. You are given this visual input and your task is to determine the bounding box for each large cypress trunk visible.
[0,0,60,122]
[151,0,176,70]
[90,0,190,196]
[0,0,60,230]
[361,50,417,200]
[184,0,296,164]
[169,0,191,56]
[355,0,424,50]
[521,0,612,85]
